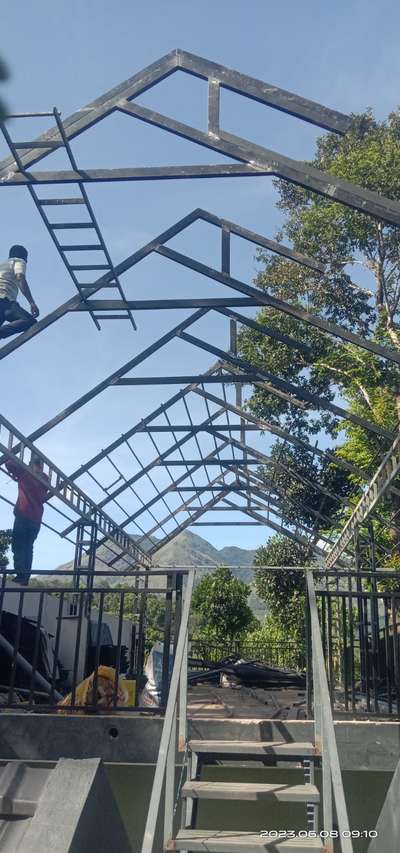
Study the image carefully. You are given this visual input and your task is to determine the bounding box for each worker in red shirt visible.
[5,454,50,585]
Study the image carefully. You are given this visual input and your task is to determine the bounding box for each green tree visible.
[191,566,256,645]
[253,536,311,642]
[0,529,11,569]
[238,110,400,555]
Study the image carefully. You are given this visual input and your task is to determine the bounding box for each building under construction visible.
[0,50,399,852]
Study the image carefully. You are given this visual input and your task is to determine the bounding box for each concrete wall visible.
[0,715,399,771]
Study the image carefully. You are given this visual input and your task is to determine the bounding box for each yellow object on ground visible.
[121,679,136,707]
[58,665,129,712]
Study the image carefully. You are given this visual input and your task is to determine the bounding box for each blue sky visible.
[0,0,398,570]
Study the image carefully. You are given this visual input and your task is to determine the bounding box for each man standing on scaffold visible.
[0,244,39,339]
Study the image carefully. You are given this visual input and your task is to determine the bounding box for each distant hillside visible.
[55,530,265,617]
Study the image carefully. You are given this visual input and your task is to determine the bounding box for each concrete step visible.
[0,762,50,816]
[181,781,320,803]
[167,830,324,851]
[189,740,316,758]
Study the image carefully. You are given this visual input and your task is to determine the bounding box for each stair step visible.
[181,781,319,803]
[167,830,324,851]
[189,740,316,758]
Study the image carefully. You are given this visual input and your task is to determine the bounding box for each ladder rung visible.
[49,222,95,230]
[80,285,117,290]
[37,198,86,206]
[92,314,131,320]
[70,264,110,271]
[60,244,104,251]
[13,141,63,150]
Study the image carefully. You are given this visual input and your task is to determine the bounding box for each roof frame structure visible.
[1,51,398,568]
[1,49,400,224]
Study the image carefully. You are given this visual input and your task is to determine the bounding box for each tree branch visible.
[316,362,373,408]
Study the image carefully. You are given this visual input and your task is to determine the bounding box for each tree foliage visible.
[0,530,11,569]
[253,536,311,642]
[238,109,400,555]
[191,566,256,644]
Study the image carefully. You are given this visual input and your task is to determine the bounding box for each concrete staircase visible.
[0,758,131,852]
[167,738,322,852]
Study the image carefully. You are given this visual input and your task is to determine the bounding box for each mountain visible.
[55,530,265,616]
[153,531,257,582]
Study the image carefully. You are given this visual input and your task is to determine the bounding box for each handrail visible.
[141,569,195,853]
[306,570,353,853]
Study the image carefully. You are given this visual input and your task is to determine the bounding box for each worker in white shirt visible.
[0,245,39,339]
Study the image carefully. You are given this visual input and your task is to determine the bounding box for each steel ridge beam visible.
[157,244,400,365]
[325,432,400,568]
[180,329,392,439]
[119,99,400,226]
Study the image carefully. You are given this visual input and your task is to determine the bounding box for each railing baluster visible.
[164,706,177,847]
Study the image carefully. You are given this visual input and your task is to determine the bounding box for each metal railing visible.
[141,569,195,853]
[306,570,353,853]
[0,568,186,712]
[141,567,353,852]
[312,570,400,718]
[189,637,305,670]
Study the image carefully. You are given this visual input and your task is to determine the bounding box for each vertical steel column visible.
[305,593,313,718]
[161,573,174,709]
[222,225,248,498]
[354,529,366,692]
[368,521,380,712]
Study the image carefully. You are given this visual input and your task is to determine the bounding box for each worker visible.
[0,245,39,339]
[5,454,49,585]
